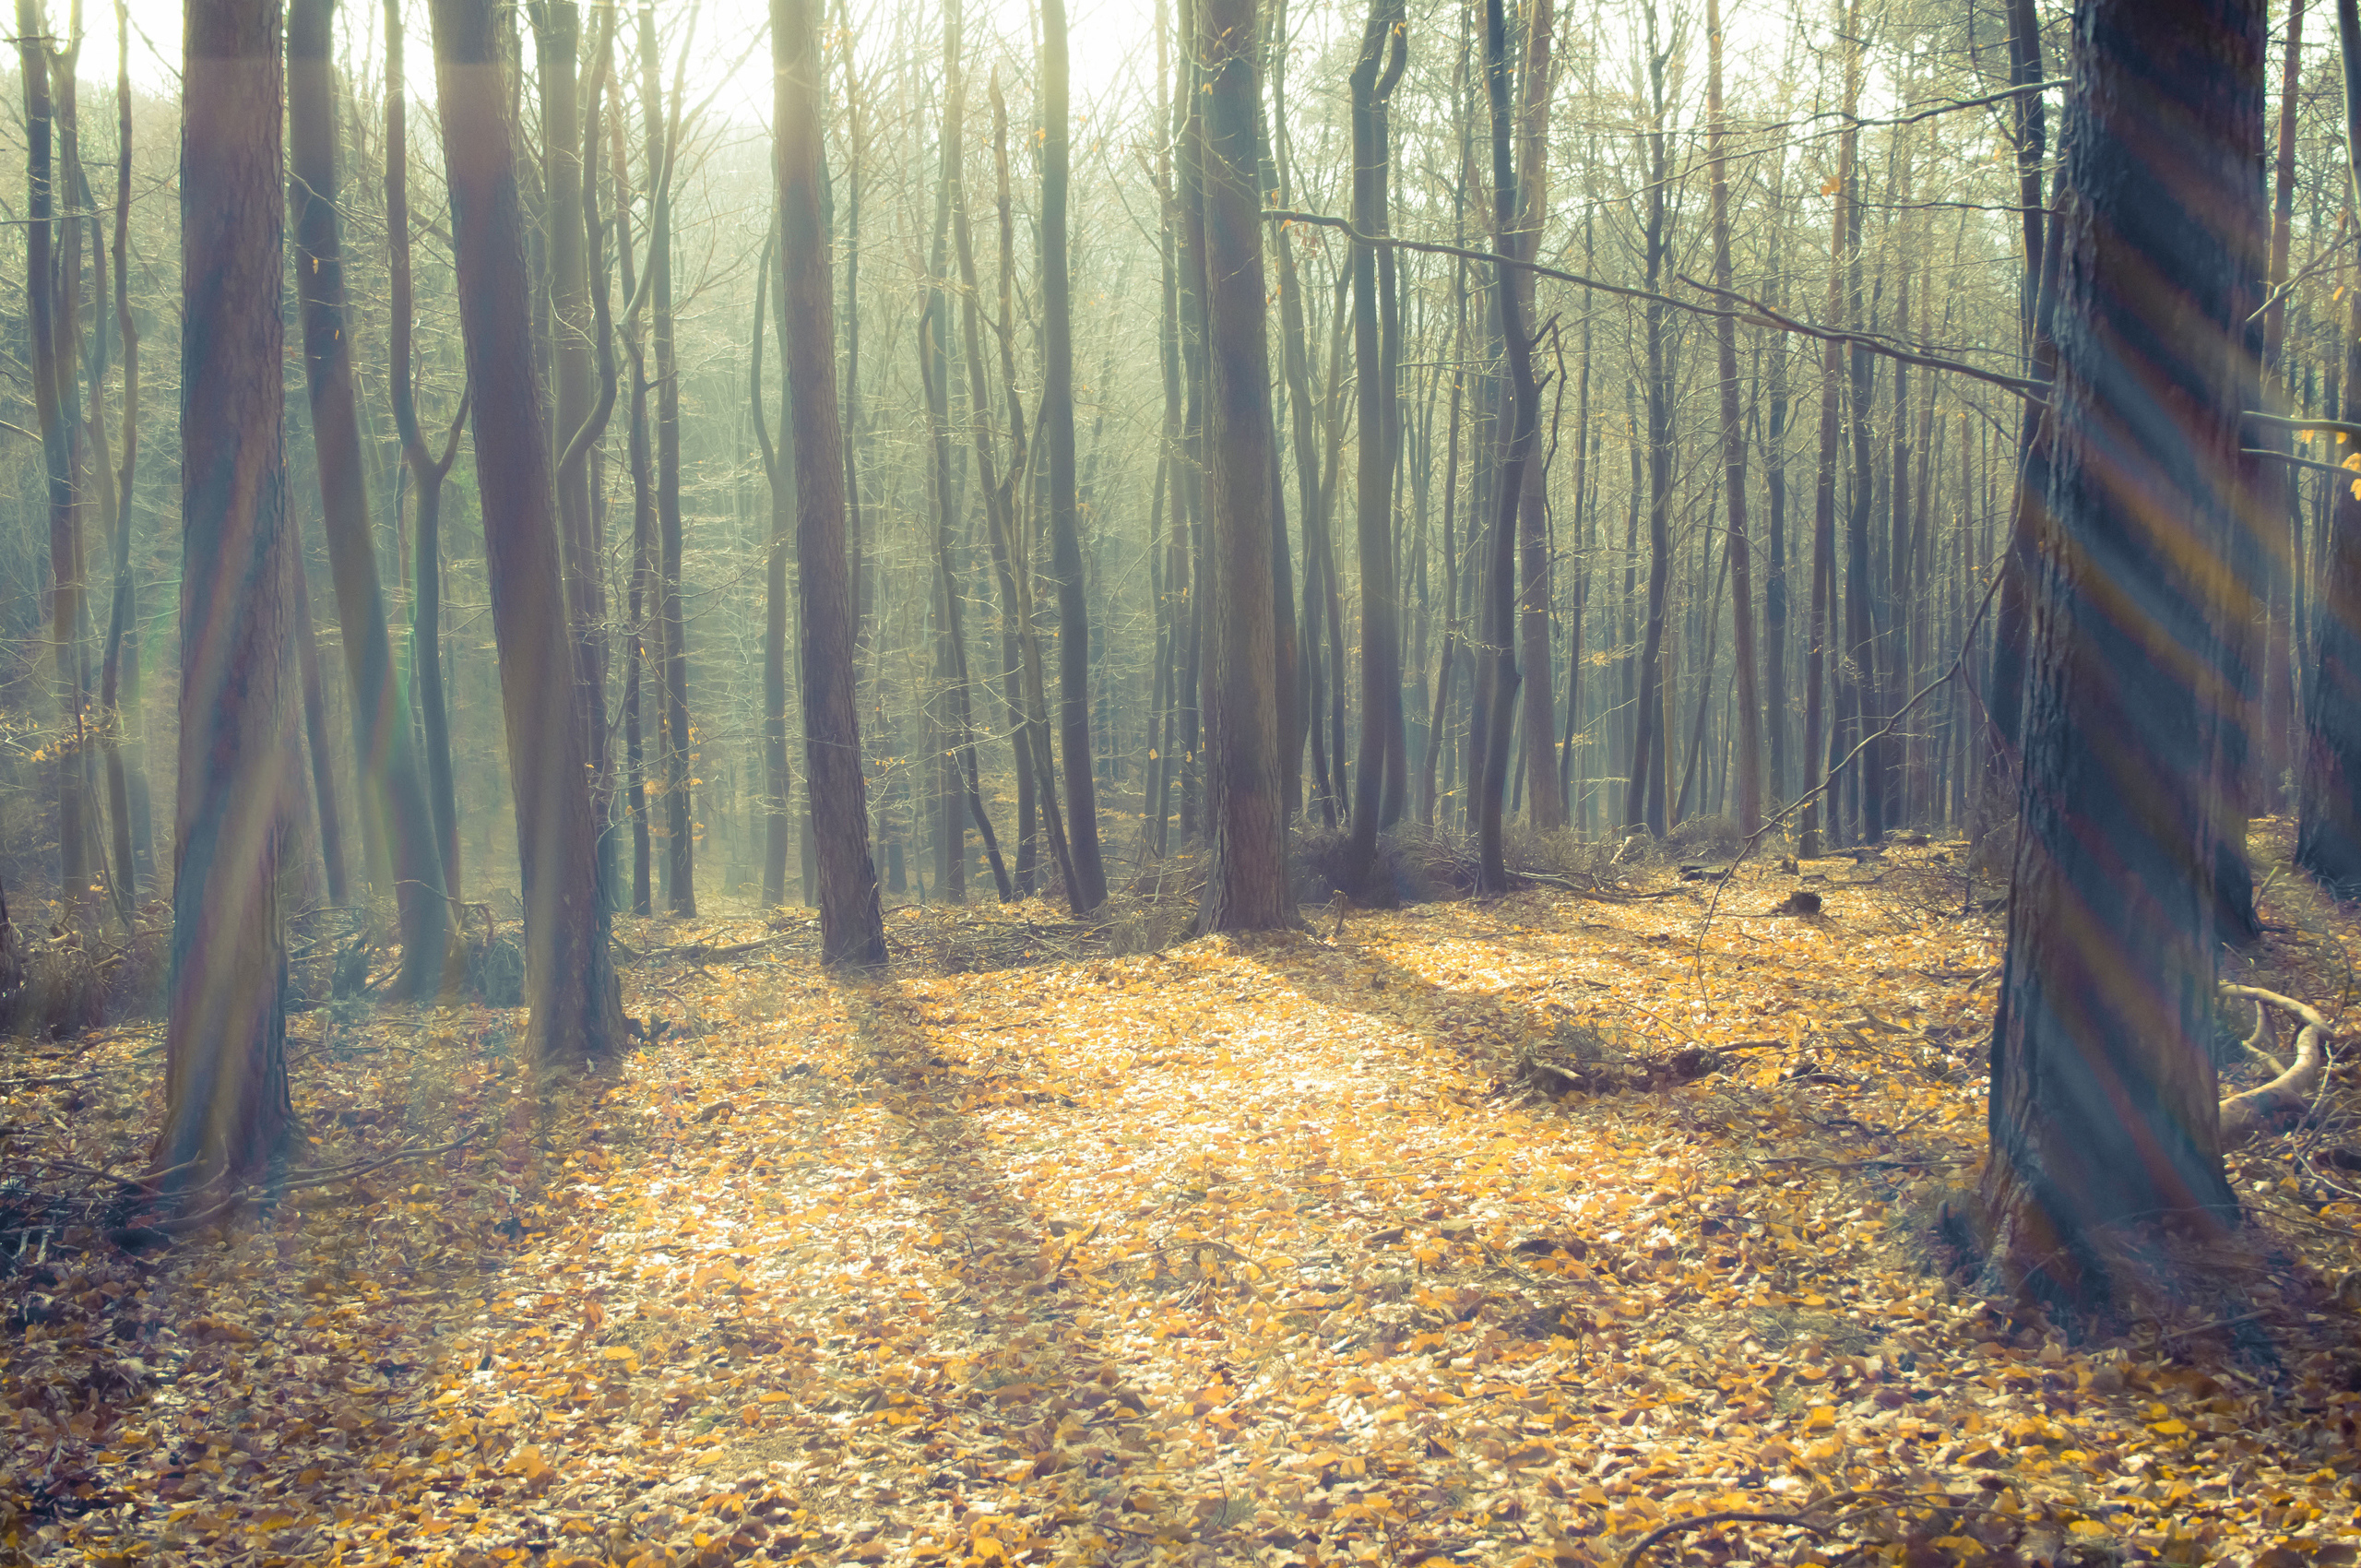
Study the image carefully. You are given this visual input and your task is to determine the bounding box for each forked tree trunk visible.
[777,0,887,966]
[1977,0,2262,1301]
[158,0,294,1196]
[1195,0,1295,933]
[385,0,467,901]
[429,0,623,1063]
[290,0,448,995]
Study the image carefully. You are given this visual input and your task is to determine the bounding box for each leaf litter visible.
[4,829,2361,1567]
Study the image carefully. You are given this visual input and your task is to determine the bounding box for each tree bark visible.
[1512,0,1560,830]
[430,0,623,1062]
[158,0,294,1196]
[1195,0,1296,932]
[777,0,887,965]
[1977,0,2262,1299]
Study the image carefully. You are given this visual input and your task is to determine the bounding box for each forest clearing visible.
[5,832,2359,1568]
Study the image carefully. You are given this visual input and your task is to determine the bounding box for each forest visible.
[4,0,2361,1562]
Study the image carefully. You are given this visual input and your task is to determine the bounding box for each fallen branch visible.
[1620,1510,1832,1568]
[2216,985,2331,1148]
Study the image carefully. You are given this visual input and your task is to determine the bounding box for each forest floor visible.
[5,826,2361,1568]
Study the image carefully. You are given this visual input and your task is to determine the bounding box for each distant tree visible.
[156,0,296,1194]
[1976,0,2262,1300]
[429,0,623,1062]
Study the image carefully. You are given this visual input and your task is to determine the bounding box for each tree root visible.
[2218,984,2331,1149]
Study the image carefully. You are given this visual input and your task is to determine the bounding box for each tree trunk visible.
[1195,0,1296,932]
[1977,0,2261,1300]
[291,0,448,994]
[158,0,294,1196]
[1345,0,1407,899]
[1624,11,1673,838]
[1040,0,1108,910]
[429,0,623,1062]
[2295,0,2361,887]
[642,8,694,918]
[1513,0,1560,830]
[1475,0,1539,892]
[97,2,147,911]
[1799,1,1856,859]
[385,0,466,901]
[1708,0,1762,837]
[777,0,887,965]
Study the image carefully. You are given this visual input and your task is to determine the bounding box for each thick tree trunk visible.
[777,0,887,965]
[291,0,448,994]
[430,0,623,1062]
[1195,0,1296,932]
[158,0,294,1196]
[1977,0,2262,1299]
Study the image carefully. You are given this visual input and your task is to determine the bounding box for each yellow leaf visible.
[2150,1419,2189,1436]
[1803,1406,1837,1431]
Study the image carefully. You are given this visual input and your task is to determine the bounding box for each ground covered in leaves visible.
[6,828,2361,1567]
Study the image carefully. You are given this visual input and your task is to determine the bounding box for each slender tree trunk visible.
[1475,0,1539,892]
[1345,0,1408,897]
[2259,0,2307,807]
[1708,0,1762,837]
[158,0,293,1196]
[97,3,145,911]
[1625,13,1674,838]
[1040,0,1107,909]
[1512,0,1560,829]
[291,0,448,993]
[777,0,887,964]
[430,0,623,1061]
[642,8,695,918]
[1799,3,1856,858]
[385,0,466,901]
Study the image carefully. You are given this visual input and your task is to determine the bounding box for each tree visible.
[385,0,469,900]
[777,0,886,966]
[1977,0,2263,1298]
[290,0,449,994]
[2295,0,2361,888]
[1041,0,1108,912]
[1343,0,1407,902]
[1195,0,1296,932]
[429,0,623,1063]
[1511,0,1560,831]
[1706,0,1762,837]
[156,0,295,1194]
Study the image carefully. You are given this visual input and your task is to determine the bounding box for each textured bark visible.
[430,0,623,1063]
[1195,0,1296,933]
[1979,0,2261,1296]
[158,0,293,1195]
[291,0,448,993]
[777,0,886,966]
